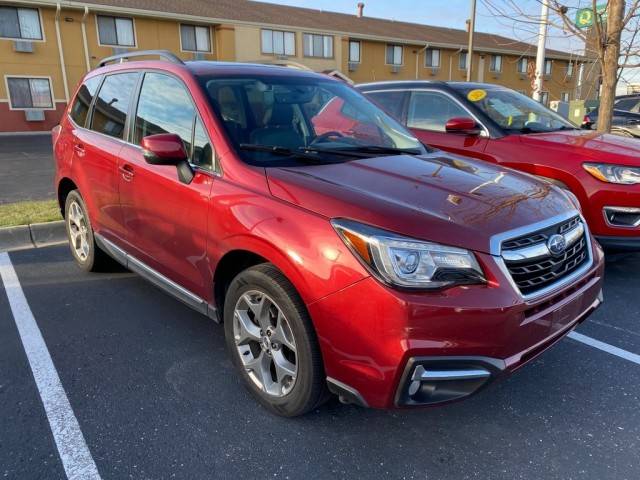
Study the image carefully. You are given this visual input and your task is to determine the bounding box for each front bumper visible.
[395,290,601,406]
[308,238,605,409]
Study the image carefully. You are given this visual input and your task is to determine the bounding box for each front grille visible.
[502,216,580,250]
[502,216,590,296]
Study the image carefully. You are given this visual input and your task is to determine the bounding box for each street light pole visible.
[533,0,549,102]
[466,0,476,82]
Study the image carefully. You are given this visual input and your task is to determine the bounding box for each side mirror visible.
[141,133,194,184]
[445,117,482,136]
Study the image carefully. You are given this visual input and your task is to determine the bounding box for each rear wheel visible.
[64,190,111,272]
[224,263,328,416]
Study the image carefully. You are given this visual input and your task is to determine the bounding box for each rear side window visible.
[90,72,138,140]
[407,91,468,131]
[69,76,102,127]
[134,72,213,171]
[365,91,406,121]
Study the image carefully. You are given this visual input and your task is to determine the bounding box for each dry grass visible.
[0,200,61,227]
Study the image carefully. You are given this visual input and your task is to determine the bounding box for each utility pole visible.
[533,0,549,102]
[466,0,476,82]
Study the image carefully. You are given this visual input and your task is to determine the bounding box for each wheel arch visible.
[57,177,78,217]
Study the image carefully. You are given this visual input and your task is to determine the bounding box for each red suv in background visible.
[53,51,603,416]
[358,81,640,251]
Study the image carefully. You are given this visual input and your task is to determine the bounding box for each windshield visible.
[452,86,576,133]
[198,74,425,165]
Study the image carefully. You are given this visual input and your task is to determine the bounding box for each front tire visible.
[224,263,328,417]
[64,190,110,272]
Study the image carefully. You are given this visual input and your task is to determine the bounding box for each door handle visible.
[119,163,135,181]
[73,143,85,157]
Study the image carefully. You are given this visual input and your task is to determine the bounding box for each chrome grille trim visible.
[502,223,584,262]
[490,211,594,301]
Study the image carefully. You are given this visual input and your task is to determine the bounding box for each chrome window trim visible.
[490,210,594,301]
[603,206,640,228]
[362,87,490,138]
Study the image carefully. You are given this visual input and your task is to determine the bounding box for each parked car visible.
[358,81,640,251]
[581,94,640,138]
[53,52,604,416]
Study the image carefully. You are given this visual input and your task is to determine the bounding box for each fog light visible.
[604,206,640,228]
[397,361,499,406]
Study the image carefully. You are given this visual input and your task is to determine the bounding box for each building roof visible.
[59,0,584,60]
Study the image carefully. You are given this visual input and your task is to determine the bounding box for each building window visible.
[0,6,42,40]
[566,62,574,77]
[386,44,403,65]
[490,55,502,72]
[261,29,295,56]
[97,15,135,47]
[561,92,570,102]
[425,48,440,68]
[544,59,552,75]
[303,33,333,58]
[540,91,549,106]
[180,24,211,52]
[349,40,361,63]
[459,51,469,70]
[517,58,529,74]
[6,77,53,109]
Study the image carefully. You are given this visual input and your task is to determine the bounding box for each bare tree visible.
[481,0,640,133]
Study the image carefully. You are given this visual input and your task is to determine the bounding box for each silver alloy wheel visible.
[67,200,90,262]
[233,290,298,397]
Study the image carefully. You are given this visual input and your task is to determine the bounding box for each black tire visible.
[224,263,328,417]
[64,190,112,272]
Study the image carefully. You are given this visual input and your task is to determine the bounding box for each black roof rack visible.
[98,50,185,68]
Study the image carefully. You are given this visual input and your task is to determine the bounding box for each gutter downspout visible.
[450,47,463,81]
[81,6,91,72]
[54,3,70,102]
[415,44,429,79]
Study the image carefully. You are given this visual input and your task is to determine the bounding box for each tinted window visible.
[134,73,194,148]
[407,91,468,131]
[365,91,406,121]
[199,76,424,167]
[90,73,138,140]
[70,76,102,127]
[134,73,213,171]
[615,98,640,112]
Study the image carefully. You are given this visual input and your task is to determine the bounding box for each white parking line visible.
[0,252,101,480]
[568,331,640,366]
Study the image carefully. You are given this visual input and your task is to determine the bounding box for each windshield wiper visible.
[239,143,329,163]
[306,145,423,156]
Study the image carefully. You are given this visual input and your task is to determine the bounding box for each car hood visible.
[518,130,640,165]
[266,151,574,254]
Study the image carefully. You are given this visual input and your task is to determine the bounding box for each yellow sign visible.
[467,89,487,102]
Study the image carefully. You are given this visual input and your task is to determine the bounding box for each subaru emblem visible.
[547,234,567,256]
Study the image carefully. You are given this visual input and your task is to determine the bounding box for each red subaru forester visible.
[53,51,604,416]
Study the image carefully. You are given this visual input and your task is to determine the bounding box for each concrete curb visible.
[0,220,67,252]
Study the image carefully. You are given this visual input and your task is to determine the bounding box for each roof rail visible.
[98,50,185,68]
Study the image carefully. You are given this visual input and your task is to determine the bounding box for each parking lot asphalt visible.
[1,245,639,480]
[0,135,55,204]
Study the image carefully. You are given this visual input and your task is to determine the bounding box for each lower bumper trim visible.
[395,357,506,407]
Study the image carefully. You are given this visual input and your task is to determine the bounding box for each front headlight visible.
[583,163,640,185]
[332,219,485,290]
